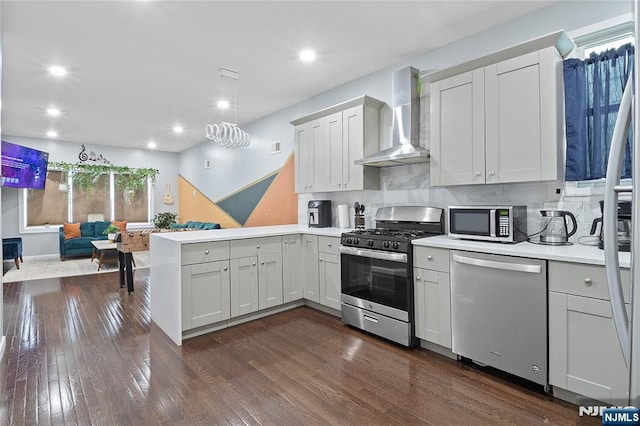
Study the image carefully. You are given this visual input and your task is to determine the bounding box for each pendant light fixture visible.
[205,68,250,148]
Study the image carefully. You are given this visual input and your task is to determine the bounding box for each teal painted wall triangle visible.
[217,174,277,225]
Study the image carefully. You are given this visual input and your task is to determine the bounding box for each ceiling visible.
[1,0,558,153]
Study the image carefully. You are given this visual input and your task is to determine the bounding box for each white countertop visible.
[413,235,631,268]
[150,225,345,243]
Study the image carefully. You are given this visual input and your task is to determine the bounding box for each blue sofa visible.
[169,221,221,230]
[3,237,23,269]
[59,221,111,260]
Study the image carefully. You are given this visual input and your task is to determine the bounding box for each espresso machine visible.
[590,200,632,252]
[308,200,332,228]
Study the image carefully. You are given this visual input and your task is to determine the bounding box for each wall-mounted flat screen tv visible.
[1,141,50,190]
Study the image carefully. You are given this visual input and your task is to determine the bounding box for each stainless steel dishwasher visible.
[450,250,548,387]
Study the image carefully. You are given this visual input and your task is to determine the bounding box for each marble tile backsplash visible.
[297,165,612,244]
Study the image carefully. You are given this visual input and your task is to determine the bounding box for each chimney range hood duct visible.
[355,66,429,167]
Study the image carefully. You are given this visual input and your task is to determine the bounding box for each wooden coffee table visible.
[91,240,119,271]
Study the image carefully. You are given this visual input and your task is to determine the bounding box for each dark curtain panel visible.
[563,43,634,181]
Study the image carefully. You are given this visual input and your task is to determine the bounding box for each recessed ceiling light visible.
[299,49,316,63]
[173,125,184,134]
[147,141,157,149]
[217,100,230,109]
[46,130,58,138]
[48,66,67,76]
[47,108,61,116]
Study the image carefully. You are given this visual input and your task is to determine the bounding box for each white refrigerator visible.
[603,2,640,407]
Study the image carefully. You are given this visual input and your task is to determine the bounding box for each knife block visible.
[355,214,365,230]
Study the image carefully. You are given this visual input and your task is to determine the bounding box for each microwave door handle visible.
[489,209,496,237]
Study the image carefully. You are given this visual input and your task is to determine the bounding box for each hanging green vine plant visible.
[49,161,158,197]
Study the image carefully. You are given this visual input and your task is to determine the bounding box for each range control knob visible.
[354,238,359,244]
[383,241,390,248]
[346,238,352,244]
[392,242,400,249]
[367,240,374,246]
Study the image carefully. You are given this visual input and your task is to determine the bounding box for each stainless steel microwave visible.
[448,206,528,243]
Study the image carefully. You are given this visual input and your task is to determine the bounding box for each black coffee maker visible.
[590,200,632,252]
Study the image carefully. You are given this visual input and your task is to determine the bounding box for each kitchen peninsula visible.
[150,225,343,345]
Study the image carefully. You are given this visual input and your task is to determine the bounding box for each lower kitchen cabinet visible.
[413,247,451,348]
[181,260,231,330]
[302,234,320,303]
[282,234,303,302]
[318,236,341,310]
[548,261,630,404]
[230,236,283,317]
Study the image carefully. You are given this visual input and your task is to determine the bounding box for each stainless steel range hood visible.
[355,66,429,167]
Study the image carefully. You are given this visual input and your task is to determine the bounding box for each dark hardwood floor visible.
[0,270,597,425]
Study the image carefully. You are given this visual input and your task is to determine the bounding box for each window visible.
[563,19,635,183]
[24,170,153,228]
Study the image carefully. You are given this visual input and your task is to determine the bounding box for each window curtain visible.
[563,43,634,181]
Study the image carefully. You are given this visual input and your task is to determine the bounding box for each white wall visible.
[1,136,179,257]
[179,0,631,243]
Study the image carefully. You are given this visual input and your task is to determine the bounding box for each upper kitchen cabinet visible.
[426,31,573,186]
[291,96,384,193]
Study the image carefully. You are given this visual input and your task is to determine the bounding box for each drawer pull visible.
[584,278,592,286]
[261,261,265,265]
[204,250,210,255]
[284,240,288,244]
[257,245,260,249]
[363,314,379,324]
[328,242,332,247]
[319,258,323,262]
[223,267,228,271]
[252,262,256,266]
[427,255,433,260]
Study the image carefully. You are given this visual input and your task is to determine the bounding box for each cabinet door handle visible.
[343,182,347,187]
[319,258,323,262]
[584,278,592,286]
[284,240,288,244]
[489,171,495,176]
[257,245,260,249]
[223,267,228,271]
[427,255,433,260]
[328,242,332,247]
[416,276,421,281]
[475,172,481,177]
[252,262,256,266]
[204,250,210,255]
[261,261,265,265]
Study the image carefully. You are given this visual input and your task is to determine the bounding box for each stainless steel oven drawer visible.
[341,303,411,346]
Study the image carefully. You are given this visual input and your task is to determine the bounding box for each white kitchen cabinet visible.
[548,261,630,404]
[180,241,231,331]
[181,260,230,331]
[302,234,320,303]
[291,95,383,193]
[318,236,341,310]
[230,236,283,317]
[413,247,451,348]
[282,234,303,302]
[429,46,563,186]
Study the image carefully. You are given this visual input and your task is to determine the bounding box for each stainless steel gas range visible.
[339,206,445,347]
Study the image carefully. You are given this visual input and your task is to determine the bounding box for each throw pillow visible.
[63,222,81,240]
[112,220,128,231]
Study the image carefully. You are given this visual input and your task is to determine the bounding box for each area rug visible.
[2,251,150,283]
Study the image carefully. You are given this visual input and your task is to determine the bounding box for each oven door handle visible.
[339,246,407,263]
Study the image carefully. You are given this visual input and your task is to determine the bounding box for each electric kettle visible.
[539,210,577,245]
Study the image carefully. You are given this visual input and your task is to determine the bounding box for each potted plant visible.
[153,212,178,229]
[103,224,121,242]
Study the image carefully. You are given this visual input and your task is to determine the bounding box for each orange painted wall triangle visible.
[177,175,241,228]
[244,153,298,227]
